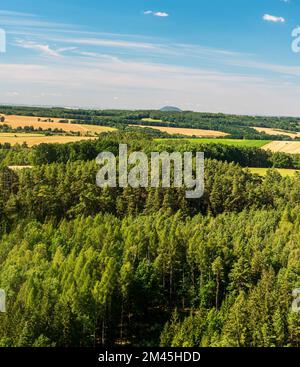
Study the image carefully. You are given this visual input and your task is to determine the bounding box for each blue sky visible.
[1,0,300,115]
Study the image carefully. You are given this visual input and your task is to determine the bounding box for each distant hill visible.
[160,106,182,112]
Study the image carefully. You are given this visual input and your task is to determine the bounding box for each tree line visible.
[0,132,298,168]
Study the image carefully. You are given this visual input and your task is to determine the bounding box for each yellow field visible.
[0,133,98,147]
[248,167,299,177]
[134,125,228,138]
[263,141,300,154]
[8,166,33,171]
[0,115,116,135]
[0,132,41,137]
[254,127,300,138]
[141,118,163,123]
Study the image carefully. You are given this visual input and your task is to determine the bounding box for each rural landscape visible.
[0,105,300,347]
[1,0,300,356]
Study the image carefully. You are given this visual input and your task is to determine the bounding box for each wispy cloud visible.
[2,58,300,116]
[263,14,285,23]
[0,8,74,29]
[0,10,35,17]
[57,37,156,49]
[15,39,76,57]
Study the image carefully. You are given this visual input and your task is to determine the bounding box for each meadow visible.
[156,137,300,153]
[155,138,271,148]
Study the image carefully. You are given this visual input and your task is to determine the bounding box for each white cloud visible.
[5,91,20,97]
[263,14,285,23]
[154,12,169,17]
[144,10,169,17]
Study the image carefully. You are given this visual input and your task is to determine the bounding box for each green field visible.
[155,138,271,148]
[248,167,299,177]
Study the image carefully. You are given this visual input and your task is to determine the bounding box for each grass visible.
[155,138,271,148]
[248,167,299,177]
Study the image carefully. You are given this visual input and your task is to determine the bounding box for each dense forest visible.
[0,129,300,347]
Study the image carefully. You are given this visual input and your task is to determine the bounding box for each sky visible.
[1,0,300,116]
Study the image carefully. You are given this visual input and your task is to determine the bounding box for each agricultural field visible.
[263,141,300,154]
[254,126,300,138]
[0,114,116,135]
[141,118,163,123]
[248,167,299,177]
[0,133,98,147]
[155,138,270,148]
[135,125,228,137]
[8,165,33,171]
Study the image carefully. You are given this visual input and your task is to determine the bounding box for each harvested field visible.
[254,127,300,138]
[263,141,300,154]
[0,114,116,135]
[134,125,228,137]
[0,133,98,147]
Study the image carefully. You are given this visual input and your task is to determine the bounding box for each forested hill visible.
[0,131,300,347]
[1,105,300,139]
